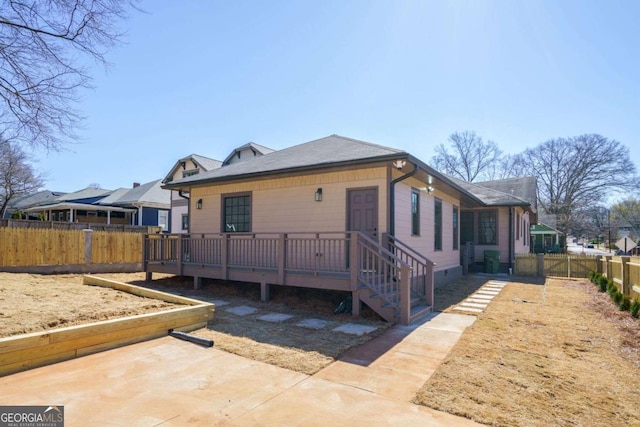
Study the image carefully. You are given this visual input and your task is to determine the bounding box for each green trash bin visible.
[483,250,501,274]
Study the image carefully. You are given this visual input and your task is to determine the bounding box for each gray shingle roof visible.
[222,142,276,165]
[55,187,112,202]
[191,154,223,171]
[8,190,66,209]
[169,135,405,187]
[101,179,170,207]
[445,175,536,210]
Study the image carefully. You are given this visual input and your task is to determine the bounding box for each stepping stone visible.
[453,306,483,313]
[225,305,258,316]
[470,294,494,300]
[296,318,328,330]
[476,292,499,297]
[461,302,487,309]
[484,285,505,289]
[466,298,490,304]
[258,313,294,323]
[210,299,230,307]
[333,323,377,336]
[488,281,507,285]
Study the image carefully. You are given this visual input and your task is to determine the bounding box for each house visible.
[3,190,66,219]
[96,180,171,231]
[146,135,537,324]
[162,144,275,233]
[447,176,538,270]
[163,154,223,233]
[22,180,170,229]
[531,223,563,253]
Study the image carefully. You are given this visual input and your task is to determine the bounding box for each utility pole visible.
[608,208,612,254]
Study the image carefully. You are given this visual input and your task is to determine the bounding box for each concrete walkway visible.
[0,313,481,426]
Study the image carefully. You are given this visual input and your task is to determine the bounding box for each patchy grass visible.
[102,273,391,375]
[415,276,640,427]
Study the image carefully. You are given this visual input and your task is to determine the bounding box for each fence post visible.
[621,256,630,296]
[536,253,544,277]
[595,255,602,274]
[83,229,93,264]
[604,256,612,278]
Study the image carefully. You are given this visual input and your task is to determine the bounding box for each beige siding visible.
[170,205,188,234]
[190,167,388,234]
[393,177,461,272]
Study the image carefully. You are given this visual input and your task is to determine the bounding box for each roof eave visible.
[162,153,409,191]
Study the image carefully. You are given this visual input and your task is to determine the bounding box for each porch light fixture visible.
[315,188,323,202]
[196,198,203,209]
[419,186,435,195]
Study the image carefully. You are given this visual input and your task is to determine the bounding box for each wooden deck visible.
[144,231,435,324]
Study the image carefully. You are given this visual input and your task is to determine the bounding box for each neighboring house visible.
[448,176,538,270]
[531,223,564,253]
[162,144,275,233]
[22,180,170,228]
[3,190,66,219]
[147,135,538,324]
[96,180,171,231]
[163,154,223,233]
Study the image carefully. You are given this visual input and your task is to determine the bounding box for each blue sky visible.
[34,0,640,193]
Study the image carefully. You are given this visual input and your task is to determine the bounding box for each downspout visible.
[389,162,419,236]
[509,207,514,273]
[178,190,190,233]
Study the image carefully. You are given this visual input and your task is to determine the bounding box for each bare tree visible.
[0,0,137,150]
[610,198,640,240]
[519,134,638,239]
[0,141,44,217]
[430,131,504,182]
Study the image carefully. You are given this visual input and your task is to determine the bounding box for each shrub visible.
[631,299,640,318]
[613,291,623,306]
[598,276,608,292]
[588,270,596,282]
[607,281,618,297]
[619,295,631,311]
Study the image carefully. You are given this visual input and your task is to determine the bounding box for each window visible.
[182,170,199,178]
[478,211,497,245]
[434,198,442,251]
[453,206,459,250]
[411,189,420,236]
[181,214,189,230]
[158,210,169,231]
[223,193,251,232]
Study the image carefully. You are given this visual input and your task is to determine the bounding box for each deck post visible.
[222,234,229,280]
[278,234,286,284]
[178,234,184,276]
[400,264,411,325]
[145,272,152,281]
[351,291,360,317]
[194,276,202,290]
[349,232,359,291]
[261,282,270,302]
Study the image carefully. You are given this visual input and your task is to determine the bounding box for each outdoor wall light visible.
[196,198,203,209]
[315,188,323,202]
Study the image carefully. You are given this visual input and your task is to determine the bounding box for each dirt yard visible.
[417,276,640,427]
[0,273,183,337]
[0,272,390,375]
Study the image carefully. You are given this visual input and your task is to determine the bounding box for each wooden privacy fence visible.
[601,255,640,300]
[515,253,599,278]
[0,228,142,272]
[0,218,161,233]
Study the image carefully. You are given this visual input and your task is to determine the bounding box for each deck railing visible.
[144,231,430,324]
[384,234,436,308]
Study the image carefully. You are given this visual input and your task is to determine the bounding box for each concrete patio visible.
[0,312,482,426]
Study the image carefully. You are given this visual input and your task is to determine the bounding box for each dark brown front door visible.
[348,188,378,240]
